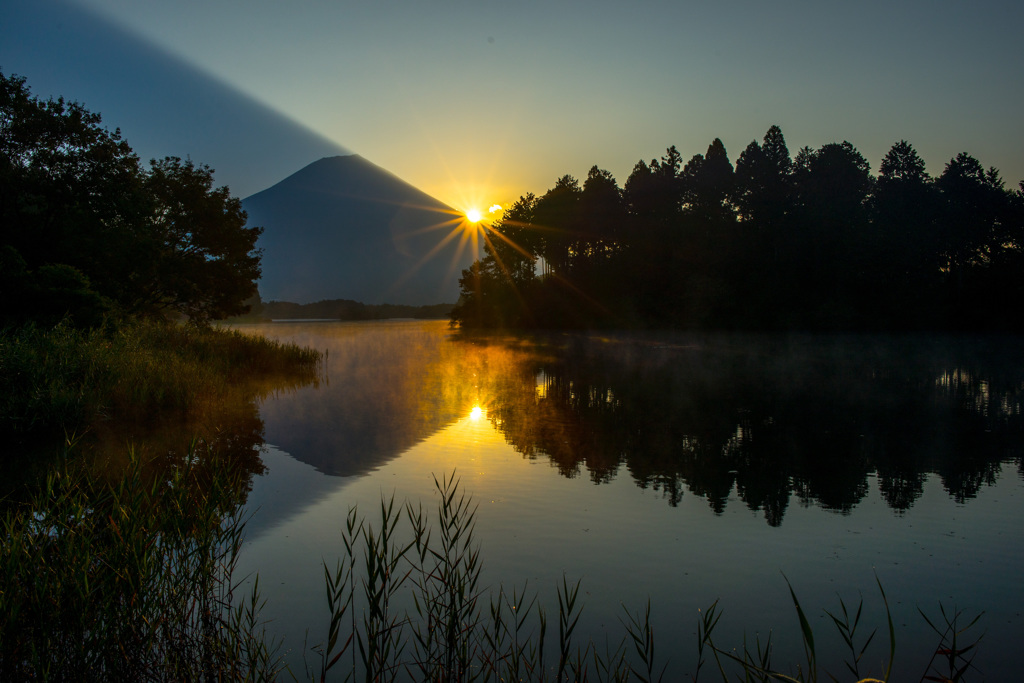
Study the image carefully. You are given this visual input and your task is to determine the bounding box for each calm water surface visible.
[232,320,1024,679]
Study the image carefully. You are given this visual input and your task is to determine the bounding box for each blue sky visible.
[3,0,1022,210]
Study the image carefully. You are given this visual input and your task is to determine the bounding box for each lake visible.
[228,320,1022,680]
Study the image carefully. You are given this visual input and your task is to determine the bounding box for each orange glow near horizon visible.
[367,177,510,301]
[459,200,503,227]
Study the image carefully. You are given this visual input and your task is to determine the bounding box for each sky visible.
[3,0,1022,212]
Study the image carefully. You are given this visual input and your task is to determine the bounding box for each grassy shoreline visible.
[0,321,986,681]
[0,319,321,436]
[0,465,983,681]
[0,448,279,681]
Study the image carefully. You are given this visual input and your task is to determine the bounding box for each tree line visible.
[452,126,1024,331]
[1,71,261,328]
[245,298,453,322]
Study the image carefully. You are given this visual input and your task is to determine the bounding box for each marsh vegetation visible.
[1,462,985,682]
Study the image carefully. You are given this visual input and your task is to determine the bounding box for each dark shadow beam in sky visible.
[1,0,347,197]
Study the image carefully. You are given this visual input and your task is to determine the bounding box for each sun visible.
[465,208,483,223]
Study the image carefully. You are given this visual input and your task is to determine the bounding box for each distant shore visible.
[230,298,453,323]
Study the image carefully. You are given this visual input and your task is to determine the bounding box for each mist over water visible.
[232,320,1024,679]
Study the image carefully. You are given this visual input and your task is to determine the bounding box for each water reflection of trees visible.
[80,370,321,508]
[459,333,1024,525]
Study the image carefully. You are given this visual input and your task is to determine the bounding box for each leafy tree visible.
[651,145,683,180]
[135,157,262,321]
[0,246,111,327]
[735,140,766,221]
[575,167,628,310]
[878,140,928,183]
[0,71,262,325]
[935,152,1007,273]
[623,160,655,218]
[625,147,684,225]
[621,148,688,319]
[1,73,147,321]
[793,141,873,228]
[934,154,1023,327]
[449,260,504,328]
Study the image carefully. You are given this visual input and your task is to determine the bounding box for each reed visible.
[1,458,984,682]
[0,444,282,681]
[311,473,985,683]
[0,318,321,434]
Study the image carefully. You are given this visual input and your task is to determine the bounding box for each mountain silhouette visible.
[243,155,476,305]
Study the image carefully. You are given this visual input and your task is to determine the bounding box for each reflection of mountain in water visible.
[459,332,1024,526]
[255,321,475,477]
[249,322,1023,527]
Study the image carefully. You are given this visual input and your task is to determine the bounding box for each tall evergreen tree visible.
[533,174,582,276]
[487,193,539,287]
[871,141,938,327]
[789,141,873,327]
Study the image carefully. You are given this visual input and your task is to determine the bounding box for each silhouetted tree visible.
[450,195,542,328]
[450,123,1022,332]
[0,246,111,327]
[134,157,262,321]
[486,193,539,286]
[1,72,148,325]
[627,146,684,227]
[789,141,873,328]
[682,138,735,223]
[580,166,625,248]
[533,174,582,276]
[621,147,688,320]
[869,140,939,327]
[672,139,740,327]
[578,166,626,301]
[732,126,795,327]
[934,154,1024,327]
[735,125,793,230]
[0,70,262,326]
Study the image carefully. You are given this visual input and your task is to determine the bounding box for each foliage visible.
[0,70,262,326]
[312,471,665,682]
[917,604,985,683]
[310,474,985,682]
[134,156,263,321]
[1,462,988,681]
[452,126,1024,332]
[0,318,321,435]
[0,447,282,681]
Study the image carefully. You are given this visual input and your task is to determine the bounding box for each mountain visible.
[243,155,477,305]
